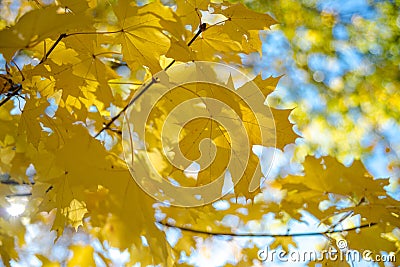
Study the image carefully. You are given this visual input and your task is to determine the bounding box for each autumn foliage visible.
[0,0,399,266]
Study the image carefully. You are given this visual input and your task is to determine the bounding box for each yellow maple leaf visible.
[191,26,242,61]
[113,1,174,73]
[219,3,277,41]
[271,108,298,149]
[67,245,95,267]
[175,0,210,30]
[269,236,297,252]
[0,6,90,61]
[36,255,61,267]
[123,62,280,204]
[18,95,49,148]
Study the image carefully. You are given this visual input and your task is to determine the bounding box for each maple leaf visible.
[18,95,48,148]
[175,0,209,31]
[269,236,297,252]
[190,26,242,61]
[344,225,397,254]
[113,0,174,73]
[277,155,399,243]
[0,0,398,266]
[67,245,95,267]
[271,108,298,149]
[218,3,277,42]
[0,6,91,61]
[123,63,281,204]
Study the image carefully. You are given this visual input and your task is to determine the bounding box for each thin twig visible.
[10,60,25,81]
[94,76,159,138]
[0,62,24,107]
[94,23,207,138]
[326,210,354,232]
[6,193,32,198]
[39,30,124,64]
[159,221,378,238]
[108,81,143,85]
[40,33,67,64]
[0,84,22,108]
[0,180,35,185]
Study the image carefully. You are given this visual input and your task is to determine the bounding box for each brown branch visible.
[10,60,25,81]
[326,210,354,232]
[39,30,124,64]
[40,33,67,64]
[36,23,207,137]
[158,221,378,238]
[6,193,32,198]
[0,84,22,108]
[94,23,207,138]
[0,180,35,185]
[0,61,25,107]
[108,81,143,85]
[94,76,159,138]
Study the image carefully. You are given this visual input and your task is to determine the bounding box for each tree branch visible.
[10,59,25,81]
[94,76,159,138]
[0,84,22,108]
[40,33,67,64]
[6,193,32,198]
[39,30,124,64]
[0,180,34,185]
[158,221,378,238]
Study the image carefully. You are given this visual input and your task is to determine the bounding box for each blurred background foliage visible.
[236,0,400,174]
